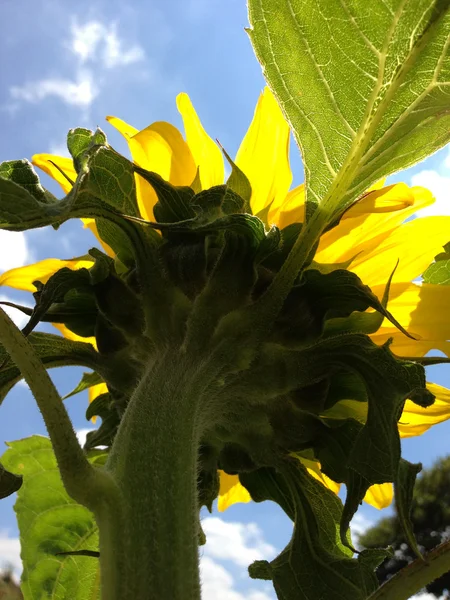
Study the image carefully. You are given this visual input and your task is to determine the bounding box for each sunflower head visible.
[0,90,448,559]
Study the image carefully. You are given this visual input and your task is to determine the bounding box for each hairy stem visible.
[367,541,450,600]
[101,350,211,600]
[0,308,107,509]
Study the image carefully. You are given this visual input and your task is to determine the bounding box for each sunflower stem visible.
[367,541,450,600]
[101,349,212,600]
[0,308,108,510]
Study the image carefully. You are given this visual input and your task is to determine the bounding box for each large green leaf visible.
[248,0,450,218]
[1,436,103,600]
[422,242,450,284]
[240,460,388,600]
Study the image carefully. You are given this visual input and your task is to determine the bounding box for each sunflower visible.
[1,87,450,514]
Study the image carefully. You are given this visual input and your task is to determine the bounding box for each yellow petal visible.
[107,115,196,220]
[235,87,292,215]
[81,219,115,257]
[88,382,108,424]
[176,93,224,189]
[0,258,93,292]
[398,382,450,438]
[269,184,305,229]
[52,323,97,349]
[364,483,393,509]
[32,154,76,194]
[369,283,450,354]
[316,184,434,265]
[217,471,251,512]
[299,457,341,495]
[351,216,450,289]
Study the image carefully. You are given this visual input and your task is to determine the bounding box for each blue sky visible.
[0,1,449,598]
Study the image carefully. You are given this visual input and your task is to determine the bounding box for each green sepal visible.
[240,460,387,600]
[134,166,195,222]
[423,242,450,285]
[22,267,93,336]
[88,248,145,338]
[0,159,57,204]
[63,371,104,400]
[303,269,412,338]
[395,459,423,559]
[1,436,101,600]
[67,127,107,173]
[0,462,22,499]
[85,393,120,450]
[221,146,252,212]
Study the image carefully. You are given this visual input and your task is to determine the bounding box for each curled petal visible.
[217,471,251,512]
[399,383,450,438]
[32,154,76,194]
[107,116,196,220]
[176,93,224,189]
[316,184,434,265]
[235,87,292,215]
[0,258,93,292]
[364,483,393,509]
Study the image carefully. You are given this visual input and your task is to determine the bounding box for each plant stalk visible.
[101,350,210,600]
[367,541,450,600]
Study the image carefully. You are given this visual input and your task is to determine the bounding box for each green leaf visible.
[67,128,107,173]
[1,436,101,600]
[84,393,120,450]
[63,371,104,400]
[422,243,450,284]
[0,332,100,403]
[0,159,57,204]
[248,0,450,220]
[395,459,422,558]
[240,460,387,600]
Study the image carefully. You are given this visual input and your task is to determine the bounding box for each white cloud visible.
[412,169,450,218]
[351,513,373,539]
[10,71,97,108]
[70,20,144,69]
[0,296,29,329]
[0,230,28,272]
[202,517,276,567]
[201,556,272,600]
[0,533,21,579]
[76,428,94,448]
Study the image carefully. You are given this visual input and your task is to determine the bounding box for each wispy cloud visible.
[9,18,144,110]
[69,20,144,69]
[202,517,276,567]
[0,230,29,272]
[413,147,450,218]
[201,556,273,600]
[10,71,97,108]
[0,533,21,579]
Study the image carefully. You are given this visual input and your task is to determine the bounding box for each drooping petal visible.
[107,115,196,220]
[398,383,450,438]
[88,382,108,424]
[217,471,251,512]
[52,323,97,349]
[176,93,224,189]
[269,184,305,229]
[369,283,450,355]
[299,457,341,495]
[316,185,434,265]
[351,216,450,289]
[364,483,393,509]
[32,154,76,194]
[0,258,93,292]
[235,87,292,215]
